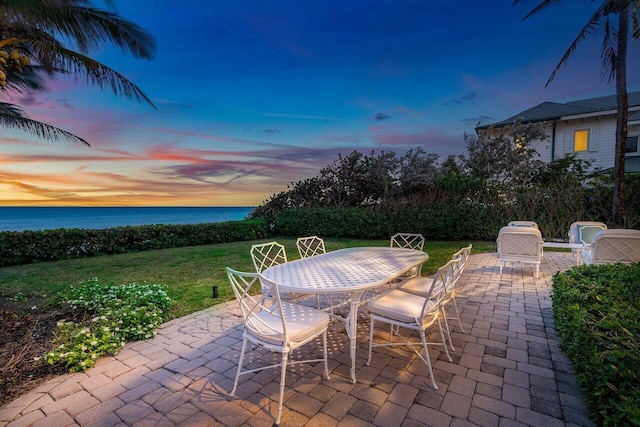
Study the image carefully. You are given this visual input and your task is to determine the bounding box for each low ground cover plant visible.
[552,263,640,426]
[44,279,171,372]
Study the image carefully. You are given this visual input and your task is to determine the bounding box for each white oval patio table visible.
[261,246,429,383]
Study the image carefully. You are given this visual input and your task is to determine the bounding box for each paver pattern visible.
[0,252,594,426]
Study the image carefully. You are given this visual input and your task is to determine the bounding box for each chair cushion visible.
[397,276,438,296]
[368,289,436,324]
[249,302,330,346]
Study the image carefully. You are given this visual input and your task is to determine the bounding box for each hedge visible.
[552,263,640,426]
[272,206,503,241]
[0,219,269,267]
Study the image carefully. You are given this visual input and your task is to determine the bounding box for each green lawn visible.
[0,238,497,318]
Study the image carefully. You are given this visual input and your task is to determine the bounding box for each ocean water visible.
[0,206,254,232]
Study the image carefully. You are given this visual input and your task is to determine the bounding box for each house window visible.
[574,129,589,152]
[627,135,639,155]
[564,127,599,153]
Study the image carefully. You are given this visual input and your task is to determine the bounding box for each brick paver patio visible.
[0,252,594,426]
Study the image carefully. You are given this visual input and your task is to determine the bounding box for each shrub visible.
[271,206,502,241]
[273,207,392,238]
[45,279,171,372]
[552,263,640,426]
[0,219,268,267]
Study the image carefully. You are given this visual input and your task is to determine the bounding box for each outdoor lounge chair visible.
[226,268,330,426]
[508,220,539,229]
[569,221,607,245]
[569,221,608,261]
[497,226,543,278]
[581,229,640,265]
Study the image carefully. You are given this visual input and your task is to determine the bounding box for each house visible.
[475,91,640,172]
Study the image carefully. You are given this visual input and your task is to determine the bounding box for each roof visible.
[477,91,640,130]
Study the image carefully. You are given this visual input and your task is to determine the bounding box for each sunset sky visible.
[1,0,639,207]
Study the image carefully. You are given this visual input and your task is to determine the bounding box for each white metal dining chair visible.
[296,236,330,309]
[366,259,454,390]
[296,235,326,258]
[390,233,426,281]
[390,232,426,251]
[226,268,330,426]
[251,241,288,273]
[250,241,308,302]
[399,245,472,351]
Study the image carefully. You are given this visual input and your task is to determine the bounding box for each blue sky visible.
[1,0,639,206]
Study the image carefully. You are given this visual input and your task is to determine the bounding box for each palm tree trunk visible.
[613,1,629,227]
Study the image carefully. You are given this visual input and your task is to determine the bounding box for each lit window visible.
[627,135,639,155]
[574,130,588,152]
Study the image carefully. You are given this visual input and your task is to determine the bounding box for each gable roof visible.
[477,91,640,130]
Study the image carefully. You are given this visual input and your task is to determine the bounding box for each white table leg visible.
[346,291,366,384]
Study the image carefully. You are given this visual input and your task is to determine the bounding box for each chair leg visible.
[437,317,453,363]
[452,298,465,333]
[275,351,288,426]
[419,329,437,390]
[322,331,330,380]
[230,337,248,397]
[367,318,375,366]
[440,305,455,352]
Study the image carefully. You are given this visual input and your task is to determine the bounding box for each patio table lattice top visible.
[262,247,429,292]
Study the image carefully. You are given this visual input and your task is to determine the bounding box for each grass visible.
[0,238,496,318]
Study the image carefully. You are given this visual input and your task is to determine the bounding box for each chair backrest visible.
[450,244,472,285]
[587,229,640,264]
[507,221,539,229]
[296,236,326,258]
[422,259,456,318]
[497,226,543,257]
[569,221,607,244]
[226,267,287,344]
[251,241,287,273]
[390,233,425,251]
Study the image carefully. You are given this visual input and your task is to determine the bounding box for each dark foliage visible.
[250,124,639,241]
[552,263,640,426]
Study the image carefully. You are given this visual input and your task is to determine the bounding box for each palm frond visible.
[600,16,617,83]
[1,0,156,58]
[0,102,89,145]
[2,65,47,94]
[515,0,563,21]
[25,39,156,109]
[632,0,640,38]
[545,3,606,86]
[0,102,26,117]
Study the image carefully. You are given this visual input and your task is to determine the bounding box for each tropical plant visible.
[0,0,156,145]
[516,0,640,227]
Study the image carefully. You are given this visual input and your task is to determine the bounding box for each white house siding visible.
[532,116,618,171]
